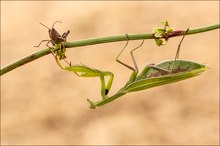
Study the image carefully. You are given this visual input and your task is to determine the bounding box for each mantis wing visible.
[126,60,207,92]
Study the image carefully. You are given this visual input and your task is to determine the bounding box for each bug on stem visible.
[65,29,207,109]
[34,21,71,68]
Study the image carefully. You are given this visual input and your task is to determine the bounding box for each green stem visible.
[1,22,219,76]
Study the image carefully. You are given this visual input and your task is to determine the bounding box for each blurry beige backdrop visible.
[1,1,219,145]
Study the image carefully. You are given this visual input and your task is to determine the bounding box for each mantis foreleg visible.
[64,65,114,108]
[98,71,114,98]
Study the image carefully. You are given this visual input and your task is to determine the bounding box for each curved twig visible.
[1,22,219,76]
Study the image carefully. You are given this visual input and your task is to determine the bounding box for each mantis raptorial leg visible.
[65,64,114,108]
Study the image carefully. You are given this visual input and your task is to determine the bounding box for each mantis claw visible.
[87,99,96,109]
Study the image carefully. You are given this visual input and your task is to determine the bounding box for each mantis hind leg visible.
[171,28,189,72]
[115,34,134,71]
[116,34,144,73]
[130,39,144,73]
[150,27,189,76]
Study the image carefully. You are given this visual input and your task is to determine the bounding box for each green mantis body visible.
[65,29,207,109]
[65,60,206,109]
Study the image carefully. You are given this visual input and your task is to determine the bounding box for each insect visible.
[65,29,207,109]
[34,21,71,68]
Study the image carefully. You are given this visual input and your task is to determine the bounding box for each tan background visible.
[1,1,219,145]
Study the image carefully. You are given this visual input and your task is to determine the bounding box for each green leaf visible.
[155,39,163,46]
[167,27,174,33]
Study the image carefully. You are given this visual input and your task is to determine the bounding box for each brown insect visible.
[34,21,71,67]
[34,21,70,48]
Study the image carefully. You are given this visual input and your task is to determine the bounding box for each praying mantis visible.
[65,29,207,109]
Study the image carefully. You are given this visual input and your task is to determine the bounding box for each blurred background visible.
[1,1,219,145]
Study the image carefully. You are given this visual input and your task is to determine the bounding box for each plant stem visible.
[1,22,219,76]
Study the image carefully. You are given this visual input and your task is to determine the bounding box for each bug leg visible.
[62,30,70,39]
[34,40,51,47]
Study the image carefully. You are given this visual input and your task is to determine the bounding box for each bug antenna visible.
[39,22,50,30]
[52,21,62,28]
